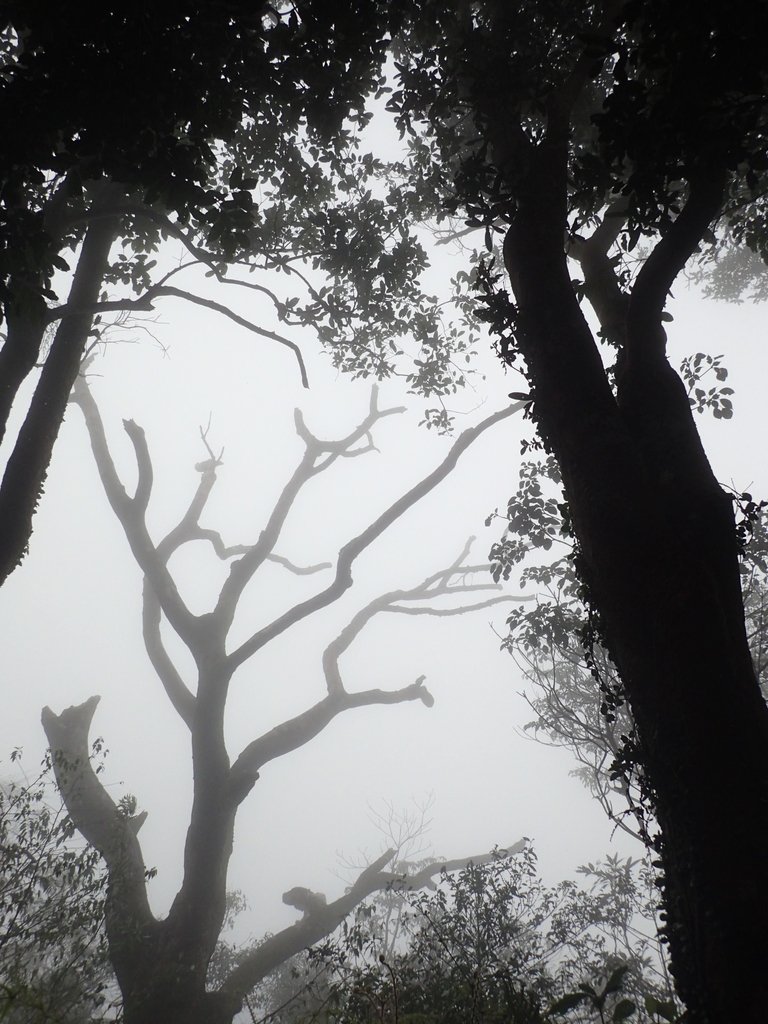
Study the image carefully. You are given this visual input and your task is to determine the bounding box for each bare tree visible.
[41,381,527,1024]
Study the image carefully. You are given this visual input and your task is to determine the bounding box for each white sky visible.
[1,212,766,949]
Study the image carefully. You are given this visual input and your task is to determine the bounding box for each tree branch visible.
[142,581,196,728]
[148,286,309,389]
[322,537,523,698]
[40,697,155,935]
[227,404,522,673]
[50,286,310,389]
[569,199,630,349]
[155,462,221,562]
[213,388,406,633]
[219,840,527,1001]
[71,376,202,658]
[229,537,522,792]
[228,677,435,797]
[266,553,332,575]
[627,173,728,365]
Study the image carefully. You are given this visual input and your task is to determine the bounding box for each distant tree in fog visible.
[489,458,768,844]
[42,381,524,1024]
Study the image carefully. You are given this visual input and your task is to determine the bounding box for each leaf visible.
[644,995,679,1021]
[613,998,636,1021]
[549,991,590,1014]
[604,964,630,994]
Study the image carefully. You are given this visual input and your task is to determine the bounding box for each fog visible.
[1,232,765,948]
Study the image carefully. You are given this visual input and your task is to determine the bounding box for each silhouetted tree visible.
[9,3,768,1018]
[0,3,470,584]
[384,3,768,1020]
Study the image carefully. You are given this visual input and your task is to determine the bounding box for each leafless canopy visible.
[42,383,528,1016]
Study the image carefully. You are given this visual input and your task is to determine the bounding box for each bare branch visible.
[266,553,332,575]
[122,419,153,514]
[149,286,309,389]
[229,677,434,795]
[227,404,522,673]
[41,698,154,933]
[213,388,407,630]
[71,376,202,658]
[219,840,526,1000]
[189,528,251,560]
[402,838,528,891]
[217,274,285,312]
[385,595,527,616]
[48,284,309,388]
[142,581,196,728]
[321,539,522,698]
[156,464,221,562]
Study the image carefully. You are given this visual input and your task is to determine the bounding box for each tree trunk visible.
[118,960,242,1024]
[0,214,117,583]
[503,189,768,1021]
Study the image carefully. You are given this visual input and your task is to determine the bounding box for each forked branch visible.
[227,402,523,672]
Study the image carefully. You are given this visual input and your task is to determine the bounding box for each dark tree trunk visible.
[503,155,768,1021]
[0,214,117,583]
[118,956,242,1024]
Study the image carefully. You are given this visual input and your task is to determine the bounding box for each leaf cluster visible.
[0,750,114,1022]
[489,456,768,840]
[250,847,676,1024]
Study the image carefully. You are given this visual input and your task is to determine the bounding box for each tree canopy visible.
[0,2,475,583]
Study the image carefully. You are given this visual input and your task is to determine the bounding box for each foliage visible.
[249,848,676,1024]
[0,750,114,1023]
[488,455,768,841]
[0,2,387,293]
[0,2,482,410]
[0,2,484,585]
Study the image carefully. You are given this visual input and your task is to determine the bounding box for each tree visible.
[41,376,524,1024]
[265,847,676,1024]
[11,3,768,1018]
[0,2,475,585]
[490,461,768,843]
[381,2,768,1020]
[0,752,114,1023]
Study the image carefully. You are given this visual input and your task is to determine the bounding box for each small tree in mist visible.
[0,751,115,1023]
[41,379,525,1024]
[254,847,676,1024]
